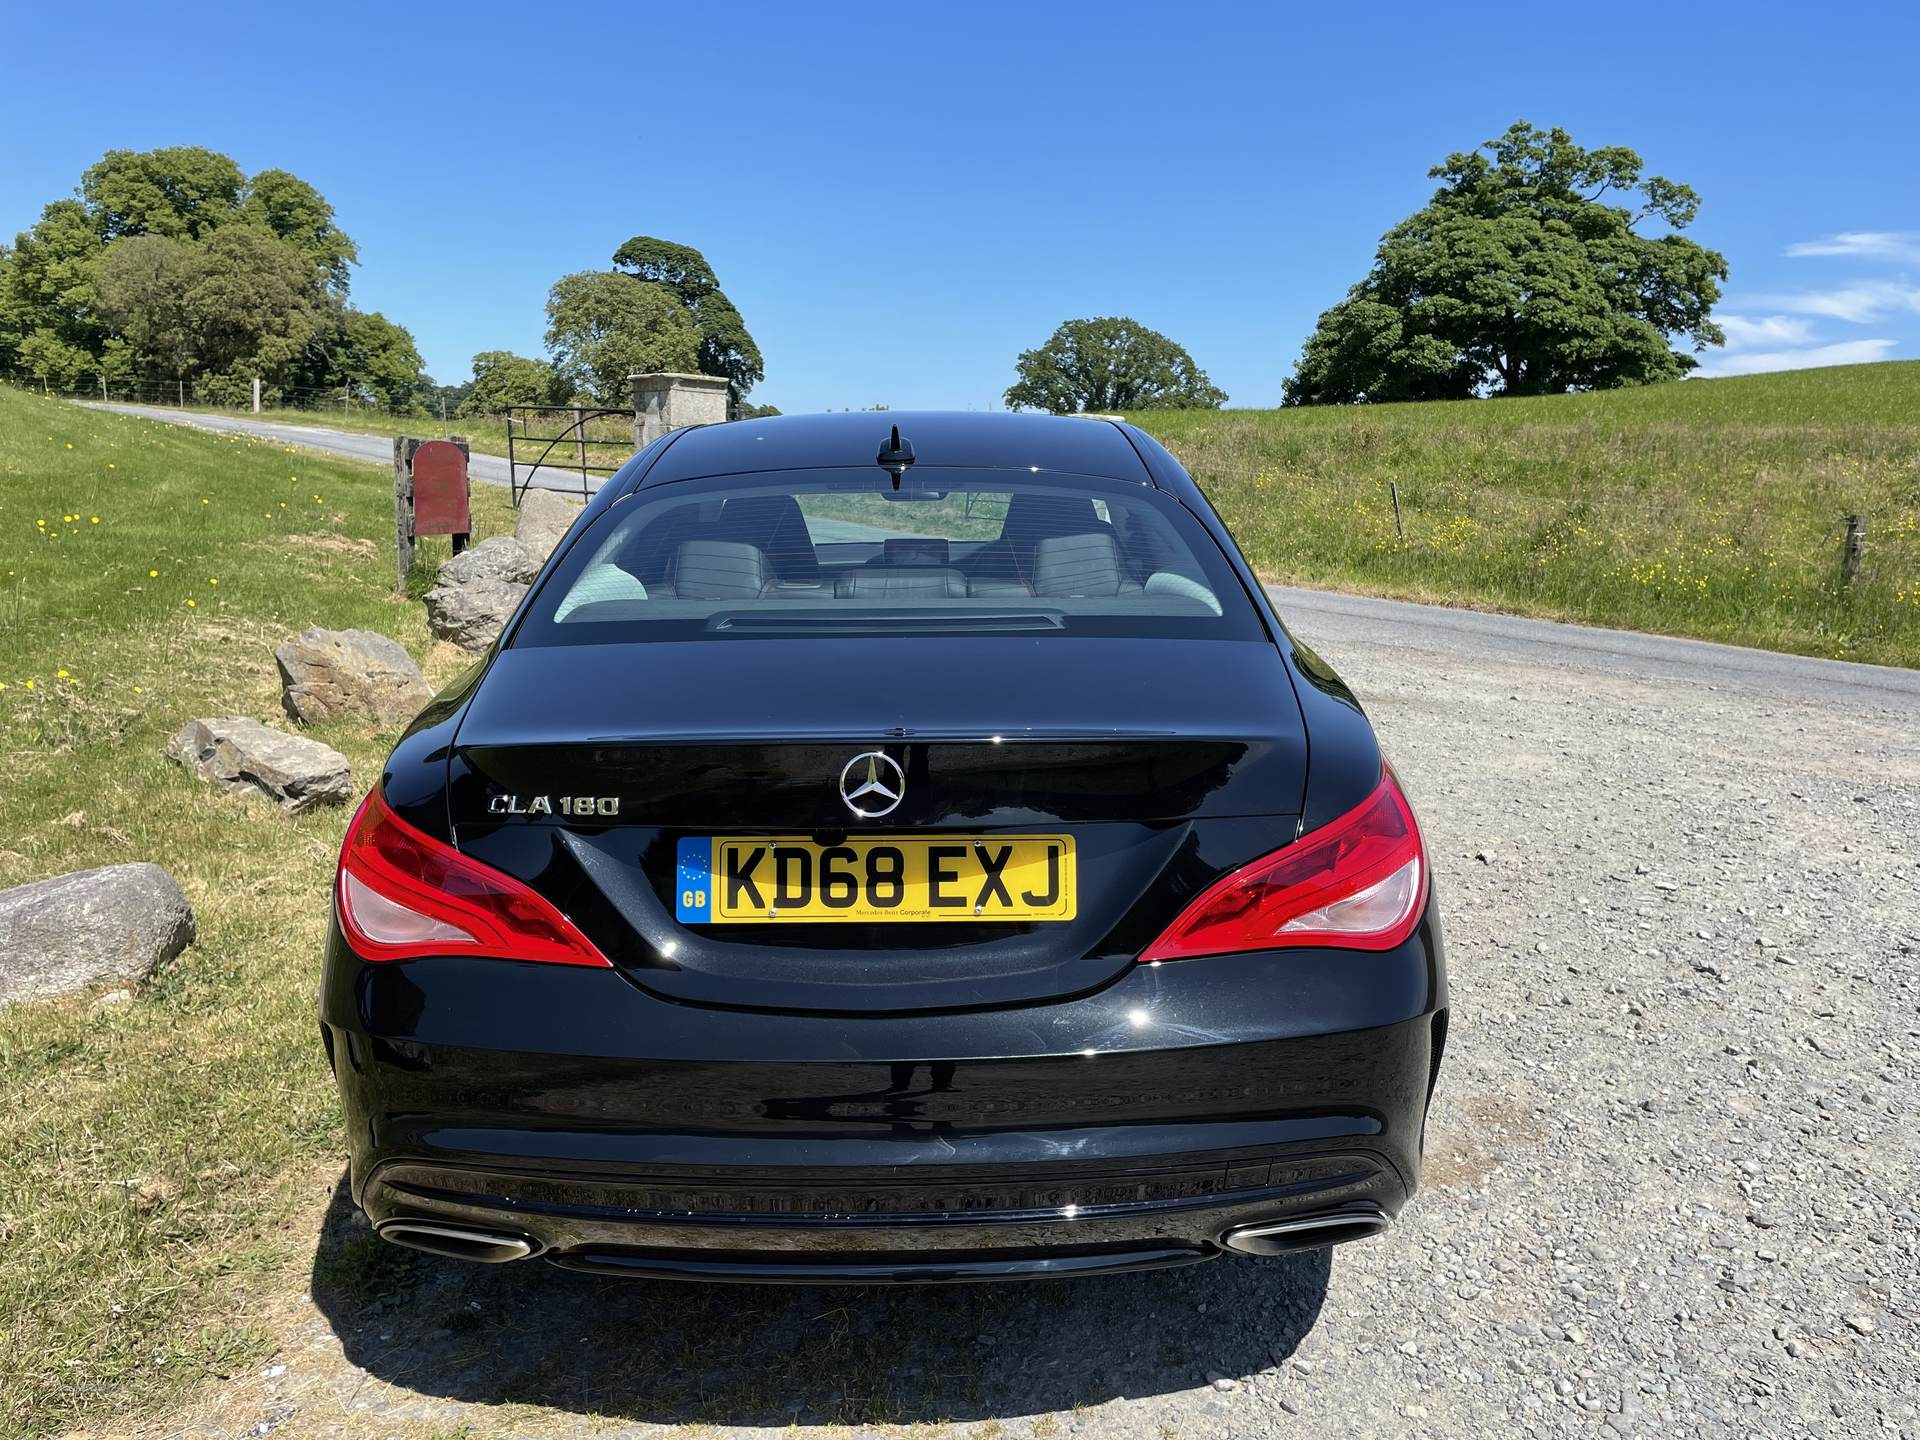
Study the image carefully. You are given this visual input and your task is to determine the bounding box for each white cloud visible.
[1694,338,1896,377]
[1740,282,1920,324]
[1786,231,1920,262]
[1717,314,1815,349]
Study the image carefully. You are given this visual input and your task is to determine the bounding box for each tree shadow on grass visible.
[308,1172,1332,1428]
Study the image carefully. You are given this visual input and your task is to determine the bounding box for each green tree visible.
[0,147,366,391]
[458,350,563,415]
[80,147,246,242]
[239,169,358,293]
[544,271,701,405]
[324,308,426,410]
[611,235,764,396]
[179,226,325,385]
[0,200,104,379]
[92,235,198,378]
[1004,317,1227,413]
[1283,121,1727,405]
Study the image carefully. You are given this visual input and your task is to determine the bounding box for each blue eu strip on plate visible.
[675,837,712,922]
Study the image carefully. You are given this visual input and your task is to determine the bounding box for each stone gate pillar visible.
[631,372,732,447]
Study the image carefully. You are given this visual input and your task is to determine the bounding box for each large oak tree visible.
[1283,123,1727,405]
[1005,317,1226,413]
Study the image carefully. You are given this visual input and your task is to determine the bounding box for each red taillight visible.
[335,788,610,967]
[1140,766,1428,962]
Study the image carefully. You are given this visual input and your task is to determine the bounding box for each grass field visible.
[1132,361,1920,667]
[0,387,514,1435]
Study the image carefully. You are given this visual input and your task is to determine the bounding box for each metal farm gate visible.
[504,405,636,504]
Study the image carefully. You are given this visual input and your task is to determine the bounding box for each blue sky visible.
[4,1,1917,410]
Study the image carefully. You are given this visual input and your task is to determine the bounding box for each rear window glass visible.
[511,469,1263,645]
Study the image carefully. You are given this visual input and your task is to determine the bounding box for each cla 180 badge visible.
[488,794,621,817]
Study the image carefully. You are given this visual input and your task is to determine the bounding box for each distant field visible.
[1133,362,1920,668]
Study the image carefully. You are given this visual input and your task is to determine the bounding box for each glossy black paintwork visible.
[321,903,1445,1277]
[632,409,1155,487]
[335,410,1443,1281]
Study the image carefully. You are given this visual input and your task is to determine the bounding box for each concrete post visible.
[631,372,732,448]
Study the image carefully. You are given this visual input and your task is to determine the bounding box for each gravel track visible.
[166,593,1918,1440]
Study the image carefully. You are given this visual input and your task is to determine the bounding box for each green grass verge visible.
[1132,361,1920,667]
[0,388,514,1436]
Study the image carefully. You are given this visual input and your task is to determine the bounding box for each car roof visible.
[632,410,1156,488]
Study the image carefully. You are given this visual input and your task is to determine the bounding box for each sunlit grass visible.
[1135,361,1920,666]
[0,388,514,1435]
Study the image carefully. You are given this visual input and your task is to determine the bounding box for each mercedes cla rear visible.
[320,411,1447,1282]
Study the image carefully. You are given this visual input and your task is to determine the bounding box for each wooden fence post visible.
[1843,514,1866,585]
[394,437,418,591]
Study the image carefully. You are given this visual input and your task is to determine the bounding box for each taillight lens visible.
[1140,766,1428,962]
[335,788,610,967]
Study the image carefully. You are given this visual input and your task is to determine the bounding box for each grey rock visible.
[513,489,586,561]
[424,537,540,651]
[275,627,434,726]
[0,863,194,1005]
[165,716,353,813]
[439,535,539,588]
[424,575,528,651]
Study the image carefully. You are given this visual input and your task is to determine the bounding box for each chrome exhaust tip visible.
[376,1219,539,1264]
[1221,1207,1390,1256]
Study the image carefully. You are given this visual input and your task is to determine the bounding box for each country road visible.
[136,442,1918,1437]
[82,400,597,495]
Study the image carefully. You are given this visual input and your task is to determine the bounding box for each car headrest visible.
[833,566,970,599]
[717,494,819,580]
[1031,532,1126,597]
[672,540,769,599]
[1001,493,1105,549]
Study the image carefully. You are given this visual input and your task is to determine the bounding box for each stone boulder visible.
[514,489,586,561]
[276,627,435,726]
[0,863,195,1006]
[424,536,540,651]
[440,535,541,588]
[166,716,354,813]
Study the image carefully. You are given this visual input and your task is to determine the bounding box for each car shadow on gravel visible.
[310,1173,1331,1425]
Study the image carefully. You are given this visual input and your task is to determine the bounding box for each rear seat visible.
[834,567,971,599]
[645,530,1143,602]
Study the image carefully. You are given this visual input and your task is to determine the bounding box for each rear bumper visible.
[320,906,1446,1283]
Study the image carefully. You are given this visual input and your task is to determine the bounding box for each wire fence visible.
[8,375,471,420]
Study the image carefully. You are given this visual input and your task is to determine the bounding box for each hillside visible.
[1134,361,1920,668]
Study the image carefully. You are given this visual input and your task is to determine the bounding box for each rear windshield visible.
[511,468,1263,645]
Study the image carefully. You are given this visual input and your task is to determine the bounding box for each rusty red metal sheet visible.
[412,441,469,535]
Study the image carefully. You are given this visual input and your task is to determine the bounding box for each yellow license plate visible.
[675,835,1076,923]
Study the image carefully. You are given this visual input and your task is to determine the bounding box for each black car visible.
[321,411,1447,1283]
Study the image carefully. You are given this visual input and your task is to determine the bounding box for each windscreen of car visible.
[511,469,1264,646]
